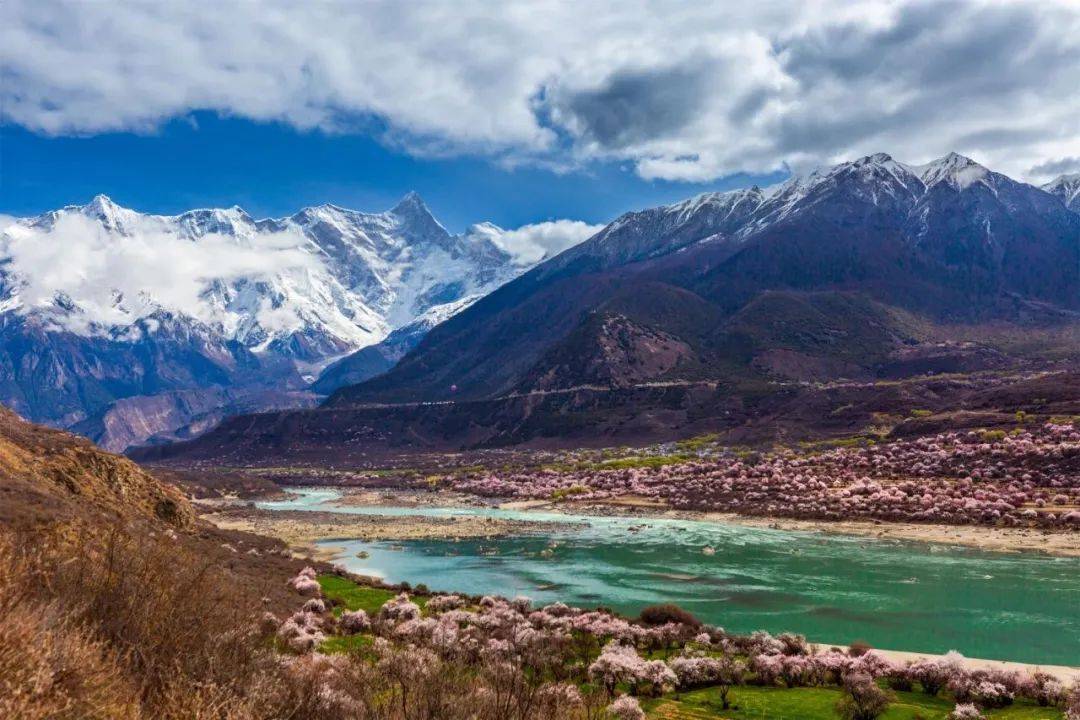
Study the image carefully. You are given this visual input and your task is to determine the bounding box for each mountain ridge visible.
[330,152,1079,407]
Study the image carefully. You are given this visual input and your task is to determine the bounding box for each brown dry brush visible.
[1,524,315,719]
[1,525,600,720]
[0,561,141,719]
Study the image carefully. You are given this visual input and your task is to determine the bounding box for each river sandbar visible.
[201,505,580,558]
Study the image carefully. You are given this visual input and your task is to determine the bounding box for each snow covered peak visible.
[775,152,920,195]
[175,206,255,238]
[863,152,895,164]
[386,191,449,242]
[914,152,991,190]
[666,187,766,225]
[751,153,924,230]
[575,150,1070,272]
[79,194,139,232]
[84,193,118,214]
[288,193,451,256]
[839,152,923,187]
[1,195,535,366]
[1042,173,1080,212]
[391,190,428,215]
[1043,171,1080,188]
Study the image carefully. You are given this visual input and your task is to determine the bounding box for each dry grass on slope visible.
[0,406,193,529]
[0,524,291,719]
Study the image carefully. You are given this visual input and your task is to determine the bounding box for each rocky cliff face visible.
[70,386,321,453]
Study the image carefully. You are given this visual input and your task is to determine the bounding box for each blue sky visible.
[1,113,781,232]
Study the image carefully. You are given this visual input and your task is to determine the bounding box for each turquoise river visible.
[259,488,1080,666]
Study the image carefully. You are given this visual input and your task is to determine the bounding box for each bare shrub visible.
[1,523,598,720]
[639,603,701,627]
[0,537,141,720]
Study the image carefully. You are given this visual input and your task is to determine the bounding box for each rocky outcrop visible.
[72,387,320,453]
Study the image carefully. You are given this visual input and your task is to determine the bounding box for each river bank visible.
[196,487,1080,561]
[197,487,1080,668]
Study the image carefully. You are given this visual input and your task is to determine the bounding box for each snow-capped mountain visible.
[2,192,516,364]
[0,193,535,448]
[153,151,1080,464]
[538,152,1072,283]
[1044,173,1080,212]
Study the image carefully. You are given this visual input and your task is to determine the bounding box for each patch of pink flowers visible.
[447,424,1080,528]
[288,566,322,596]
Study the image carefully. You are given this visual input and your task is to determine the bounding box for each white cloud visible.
[0,213,320,335]
[3,1,1079,182]
[255,299,304,334]
[468,220,603,266]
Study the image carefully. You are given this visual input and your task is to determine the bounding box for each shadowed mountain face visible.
[330,153,1080,407]
[310,295,476,396]
[139,153,1080,464]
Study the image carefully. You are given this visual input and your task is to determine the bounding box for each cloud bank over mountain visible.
[1,213,318,336]
[4,1,1078,184]
[466,220,605,266]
